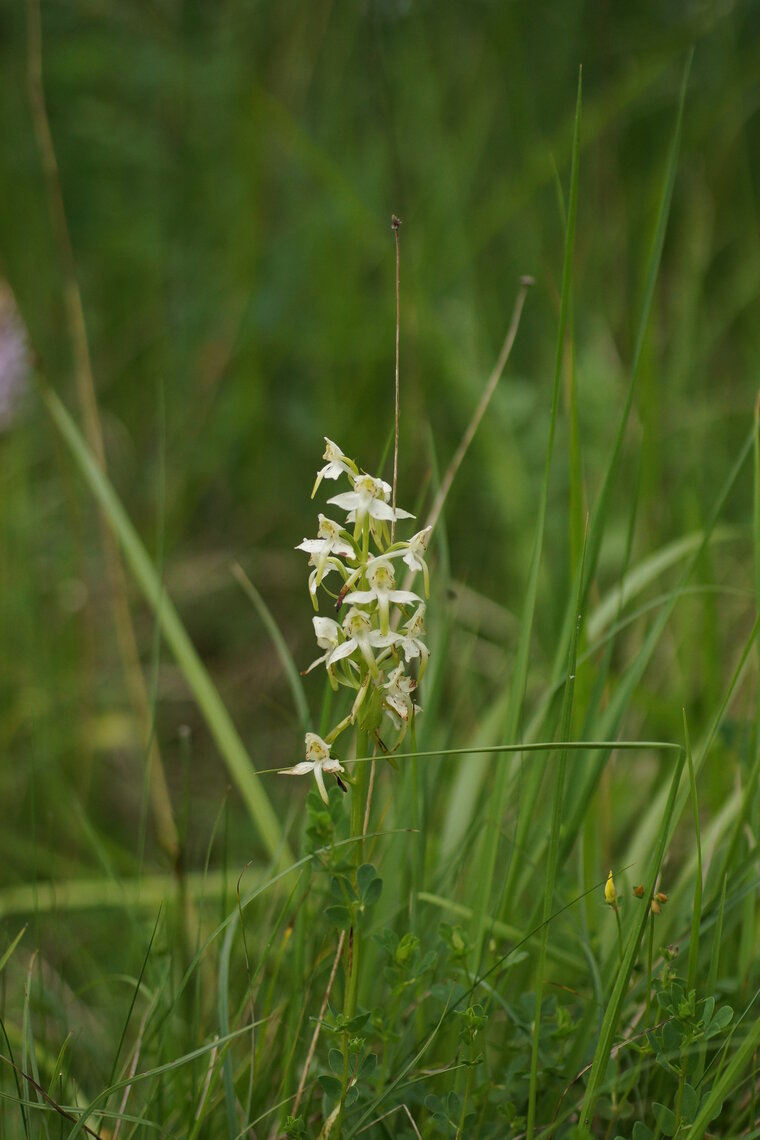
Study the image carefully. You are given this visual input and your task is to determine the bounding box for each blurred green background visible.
[2,0,760,872]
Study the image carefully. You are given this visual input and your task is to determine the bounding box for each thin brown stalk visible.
[194,1035,220,1123]
[112,1003,153,1140]
[26,0,179,862]
[357,1103,422,1138]
[292,930,346,1116]
[391,215,401,542]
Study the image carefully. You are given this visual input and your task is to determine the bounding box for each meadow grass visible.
[3,3,760,1137]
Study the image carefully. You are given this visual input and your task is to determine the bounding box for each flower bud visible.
[604,870,618,907]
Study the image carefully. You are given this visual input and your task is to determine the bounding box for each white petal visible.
[322,757,346,775]
[327,492,362,511]
[313,764,329,803]
[402,551,423,570]
[327,640,357,665]
[342,590,375,605]
[333,541,355,558]
[385,694,409,720]
[279,762,315,776]
[313,616,340,645]
[321,461,347,480]
[388,590,421,605]
[366,500,397,521]
[297,538,328,553]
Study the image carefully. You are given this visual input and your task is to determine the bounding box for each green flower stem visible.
[646,911,655,1026]
[335,727,369,1139]
[350,729,370,868]
[614,907,624,965]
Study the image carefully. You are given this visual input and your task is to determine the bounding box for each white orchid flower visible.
[365,525,432,596]
[343,558,420,635]
[311,438,357,498]
[386,604,430,679]
[303,620,350,679]
[279,732,345,804]
[327,606,388,679]
[382,663,419,729]
[400,527,432,596]
[296,514,355,604]
[328,473,414,541]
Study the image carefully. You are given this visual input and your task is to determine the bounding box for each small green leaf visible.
[356,863,377,898]
[395,933,419,966]
[330,875,357,903]
[345,1084,359,1107]
[632,1126,654,1140]
[359,1053,377,1079]
[657,990,675,1015]
[446,1090,462,1117]
[706,1004,733,1036]
[344,1011,371,1033]
[653,1103,676,1137]
[318,1074,342,1100]
[681,1082,699,1122]
[662,1020,684,1054]
[325,905,351,928]
[328,1049,343,1076]
[700,994,715,1027]
[362,877,383,907]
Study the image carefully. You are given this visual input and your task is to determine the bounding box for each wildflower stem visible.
[335,727,370,1138]
[351,728,370,867]
[646,911,655,1025]
[614,906,624,965]
[391,213,401,544]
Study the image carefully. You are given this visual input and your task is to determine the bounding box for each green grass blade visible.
[469,67,582,964]
[231,561,311,735]
[0,928,26,974]
[527,539,584,1138]
[579,746,686,1130]
[549,49,694,704]
[40,383,292,867]
[684,711,703,994]
[585,527,737,642]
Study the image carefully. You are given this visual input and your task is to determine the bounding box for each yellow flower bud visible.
[604,870,618,907]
